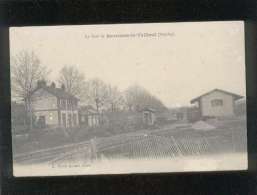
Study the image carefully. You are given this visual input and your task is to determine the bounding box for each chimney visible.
[37,80,46,88]
[61,84,65,91]
[50,82,56,88]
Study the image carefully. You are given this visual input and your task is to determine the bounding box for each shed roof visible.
[141,107,156,113]
[190,89,243,104]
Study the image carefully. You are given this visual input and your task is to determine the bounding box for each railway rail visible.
[13,140,91,164]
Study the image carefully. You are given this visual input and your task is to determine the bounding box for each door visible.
[62,113,66,128]
[73,113,77,126]
[144,112,149,125]
[38,116,46,128]
[68,114,72,127]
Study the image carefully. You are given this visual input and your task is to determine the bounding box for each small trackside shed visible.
[190,89,243,118]
[79,105,100,128]
[141,107,156,125]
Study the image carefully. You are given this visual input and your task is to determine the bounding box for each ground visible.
[13,116,247,168]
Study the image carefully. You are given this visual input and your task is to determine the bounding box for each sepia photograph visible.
[10,21,247,176]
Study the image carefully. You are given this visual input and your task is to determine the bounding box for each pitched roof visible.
[30,86,79,100]
[190,89,243,104]
[141,107,156,113]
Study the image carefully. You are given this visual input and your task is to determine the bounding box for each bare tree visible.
[11,50,49,102]
[105,85,125,112]
[58,65,86,98]
[11,51,49,132]
[85,78,109,112]
[124,85,167,111]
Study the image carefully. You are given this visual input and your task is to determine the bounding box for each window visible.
[49,112,53,120]
[38,116,46,128]
[72,100,77,110]
[60,99,66,109]
[68,114,72,127]
[68,100,72,110]
[211,99,223,107]
[67,100,70,110]
[73,114,77,126]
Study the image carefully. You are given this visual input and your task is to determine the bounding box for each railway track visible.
[95,129,242,159]
[14,140,91,164]
[14,121,246,164]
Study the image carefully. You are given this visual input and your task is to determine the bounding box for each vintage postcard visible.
[10,21,247,176]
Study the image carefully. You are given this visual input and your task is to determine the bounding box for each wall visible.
[60,110,79,128]
[200,91,234,117]
[88,114,100,127]
[31,89,58,111]
[142,111,155,125]
[34,110,59,127]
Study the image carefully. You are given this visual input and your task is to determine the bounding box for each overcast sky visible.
[10,21,246,107]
